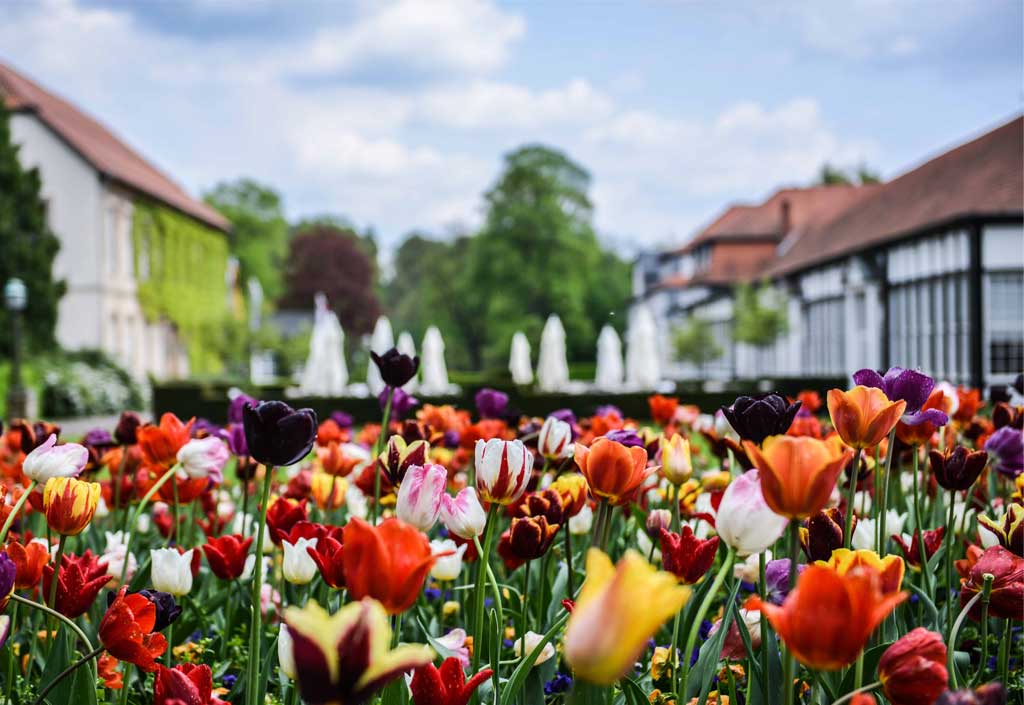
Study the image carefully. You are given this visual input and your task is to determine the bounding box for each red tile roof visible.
[0,62,229,232]
[766,115,1023,276]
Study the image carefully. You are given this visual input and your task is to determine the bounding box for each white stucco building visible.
[0,62,231,379]
[633,116,1024,392]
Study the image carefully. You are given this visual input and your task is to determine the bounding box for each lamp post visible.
[5,278,27,421]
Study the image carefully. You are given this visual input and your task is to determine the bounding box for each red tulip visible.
[202,534,253,580]
[307,534,345,589]
[265,496,308,545]
[659,527,719,584]
[99,587,168,672]
[342,517,437,614]
[410,657,493,705]
[137,413,193,473]
[154,663,227,705]
[42,550,113,618]
[893,528,945,570]
[878,628,948,705]
[959,545,1024,620]
[7,540,48,590]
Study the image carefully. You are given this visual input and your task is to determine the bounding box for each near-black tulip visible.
[370,347,420,389]
[114,411,143,445]
[929,445,988,491]
[242,401,317,467]
[720,393,801,446]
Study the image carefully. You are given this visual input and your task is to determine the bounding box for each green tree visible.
[459,144,631,368]
[204,179,289,302]
[673,316,723,373]
[0,100,65,354]
[732,282,788,347]
[817,162,882,186]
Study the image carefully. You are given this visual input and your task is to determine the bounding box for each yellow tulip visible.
[42,477,100,536]
[660,434,692,486]
[817,548,905,596]
[564,549,690,685]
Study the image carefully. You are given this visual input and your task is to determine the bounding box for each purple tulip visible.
[595,404,622,418]
[550,408,577,427]
[765,558,806,604]
[604,428,645,448]
[985,426,1024,478]
[475,388,509,420]
[852,366,949,427]
[380,386,419,421]
[228,393,259,425]
[228,424,249,456]
[83,428,115,448]
[721,394,802,446]
[330,411,354,429]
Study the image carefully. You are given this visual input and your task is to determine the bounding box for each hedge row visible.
[151,376,846,425]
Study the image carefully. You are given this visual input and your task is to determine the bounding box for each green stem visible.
[4,601,17,704]
[832,682,881,705]
[564,522,575,598]
[521,560,531,640]
[944,488,957,634]
[758,551,769,705]
[997,617,1011,689]
[169,477,180,547]
[671,483,681,534]
[11,593,93,651]
[590,500,608,551]
[0,479,36,543]
[246,465,275,705]
[947,588,985,688]
[118,664,132,705]
[677,546,735,699]
[669,599,684,696]
[853,649,864,689]
[46,533,68,649]
[783,521,800,705]
[33,646,104,705]
[843,450,861,549]
[119,464,181,585]
[471,505,499,677]
[371,390,394,525]
[971,574,994,688]
[876,428,897,554]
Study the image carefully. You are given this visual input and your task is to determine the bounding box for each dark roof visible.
[0,62,229,232]
[766,115,1024,276]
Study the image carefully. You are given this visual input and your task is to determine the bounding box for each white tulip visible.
[282,538,319,585]
[430,539,467,582]
[513,631,555,665]
[568,504,593,535]
[278,624,296,679]
[150,548,194,596]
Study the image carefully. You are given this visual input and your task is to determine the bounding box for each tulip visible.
[175,436,230,485]
[934,683,1007,705]
[343,517,437,614]
[714,469,788,556]
[475,438,533,505]
[827,386,905,451]
[513,631,556,664]
[893,528,945,570]
[711,608,762,661]
[318,442,369,479]
[959,545,1023,619]
[153,663,225,705]
[549,473,588,517]
[21,434,88,483]
[0,554,13,611]
[138,413,194,472]
[538,416,573,460]
[499,516,560,566]
[569,504,594,535]
[265,497,308,545]
[853,366,948,424]
[284,598,433,705]
[660,434,693,486]
[114,411,143,445]
[993,402,1023,430]
[396,463,447,532]
[277,624,297,679]
[852,511,906,551]
[744,435,852,519]
[42,550,113,618]
[648,394,679,427]
[440,487,487,539]
[764,558,805,604]
[475,387,509,420]
[100,587,169,672]
[819,548,905,596]
[721,393,802,446]
[243,401,318,467]
[430,539,468,581]
[7,540,48,589]
[310,471,346,510]
[563,549,690,685]
[371,347,420,388]
[42,476,101,535]
[800,507,851,562]
[409,657,493,705]
[127,589,182,631]
[659,527,719,584]
[984,426,1024,478]
[377,435,429,486]
[645,509,672,539]
[150,548,194,596]
[307,533,346,589]
[573,438,649,506]
[977,503,1023,556]
[745,564,906,670]
[878,628,948,705]
[282,537,319,585]
[896,388,950,446]
[930,445,988,491]
[102,530,137,586]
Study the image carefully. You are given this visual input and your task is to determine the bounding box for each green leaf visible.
[687,579,742,701]
[499,612,568,705]
[837,642,891,696]
[908,583,940,630]
[619,676,649,705]
[545,563,569,626]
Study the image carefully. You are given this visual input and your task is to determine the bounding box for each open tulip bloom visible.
[0,384,1018,705]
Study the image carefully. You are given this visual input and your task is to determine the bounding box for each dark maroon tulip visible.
[853,366,949,427]
[934,683,1007,705]
[800,507,851,562]
[11,419,61,453]
[114,411,143,445]
[929,445,988,491]
[370,347,419,388]
[242,401,317,467]
[721,393,801,446]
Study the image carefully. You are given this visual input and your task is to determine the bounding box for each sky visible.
[2,0,1021,257]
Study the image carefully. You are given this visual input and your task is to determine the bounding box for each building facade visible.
[0,62,232,380]
[633,116,1024,391]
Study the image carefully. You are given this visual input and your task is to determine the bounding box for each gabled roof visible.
[766,115,1024,277]
[0,62,229,232]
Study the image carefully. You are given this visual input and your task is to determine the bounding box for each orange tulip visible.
[137,413,194,473]
[818,548,905,596]
[573,438,650,506]
[7,540,49,590]
[745,564,906,671]
[341,517,437,614]
[895,389,947,447]
[42,477,101,536]
[827,386,906,450]
[743,436,853,519]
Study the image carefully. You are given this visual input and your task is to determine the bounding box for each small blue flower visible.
[424,588,442,601]
[222,674,237,688]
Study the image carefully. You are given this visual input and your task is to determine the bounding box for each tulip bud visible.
[150,548,194,596]
[538,417,573,460]
[43,477,101,536]
[659,526,719,584]
[930,445,988,491]
[396,464,447,532]
[242,401,317,467]
[176,437,230,484]
[715,470,788,556]
[721,394,802,446]
[645,509,671,539]
[377,436,429,486]
[500,516,559,562]
[114,411,143,445]
[977,503,1023,556]
[549,473,588,518]
[513,631,555,664]
[878,628,948,705]
[282,538,319,585]
[660,434,692,485]
[23,435,88,484]
[370,348,420,388]
[429,539,467,581]
[475,439,533,505]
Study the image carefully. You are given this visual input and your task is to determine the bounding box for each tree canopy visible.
[0,100,65,354]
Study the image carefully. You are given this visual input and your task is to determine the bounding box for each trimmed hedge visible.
[152,376,846,425]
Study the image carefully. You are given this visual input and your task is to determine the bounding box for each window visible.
[987,272,1024,376]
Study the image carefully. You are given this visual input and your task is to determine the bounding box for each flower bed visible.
[0,357,1019,705]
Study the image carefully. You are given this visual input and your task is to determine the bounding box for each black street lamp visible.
[5,278,27,421]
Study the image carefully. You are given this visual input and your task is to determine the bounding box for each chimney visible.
[779,198,792,234]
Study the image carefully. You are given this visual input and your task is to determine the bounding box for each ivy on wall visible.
[132,202,235,375]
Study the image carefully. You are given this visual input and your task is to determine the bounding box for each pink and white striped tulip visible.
[177,436,230,483]
[475,438,533,505]
[395,463,447,532]
[440,487,487,539]
[21,435,87,484]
